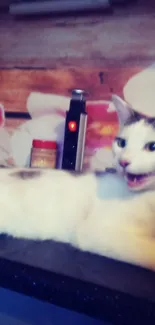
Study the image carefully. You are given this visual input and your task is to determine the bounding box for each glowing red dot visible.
[68,121,77,132]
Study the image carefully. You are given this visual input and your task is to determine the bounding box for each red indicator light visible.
[68,121,77,132]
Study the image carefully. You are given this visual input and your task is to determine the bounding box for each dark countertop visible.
[0,236,155,324]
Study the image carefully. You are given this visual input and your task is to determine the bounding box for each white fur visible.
[76,192,155,271]
[0,167,154,271]
[113,119,155,175]
[0,169,97,242]
[89,148,114,171]
[0,95,155,271]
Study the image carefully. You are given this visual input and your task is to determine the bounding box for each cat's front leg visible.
[74,196,155,271]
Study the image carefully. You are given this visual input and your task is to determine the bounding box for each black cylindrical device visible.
[61,89,88,172]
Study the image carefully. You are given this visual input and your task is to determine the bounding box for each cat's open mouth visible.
[125,172,151,189]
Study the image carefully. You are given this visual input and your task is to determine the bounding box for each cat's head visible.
[112,95,155,192]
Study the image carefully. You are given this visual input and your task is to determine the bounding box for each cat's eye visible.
[144,142,155,152]
[115,137,126,148]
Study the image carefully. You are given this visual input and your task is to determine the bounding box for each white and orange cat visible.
[0,95,155,271]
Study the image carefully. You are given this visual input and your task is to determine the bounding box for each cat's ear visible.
[112,95,133,127]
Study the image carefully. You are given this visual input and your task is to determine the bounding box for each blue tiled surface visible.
[0,287,108,325]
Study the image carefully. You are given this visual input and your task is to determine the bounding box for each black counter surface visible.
[0,235,154,325]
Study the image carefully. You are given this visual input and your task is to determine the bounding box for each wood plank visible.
[0,4,155,68]
[0,67,143,111]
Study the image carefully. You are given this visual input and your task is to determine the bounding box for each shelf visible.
[0,1,155,68]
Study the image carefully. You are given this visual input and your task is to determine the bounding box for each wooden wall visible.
[0,2,155,108]
[0,67,144,112]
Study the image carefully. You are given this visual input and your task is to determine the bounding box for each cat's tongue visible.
[126,173,147,188]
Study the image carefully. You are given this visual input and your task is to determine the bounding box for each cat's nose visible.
[119,160,130,168]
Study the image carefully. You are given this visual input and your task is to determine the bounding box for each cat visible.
[0,94,155,271]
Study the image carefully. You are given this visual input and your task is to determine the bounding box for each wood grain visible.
[0,5,155,68]
[0,67,144,111]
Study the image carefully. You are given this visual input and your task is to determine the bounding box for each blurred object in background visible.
[9,0,112,16]
[9,0,138,16]
[0,0,10,11]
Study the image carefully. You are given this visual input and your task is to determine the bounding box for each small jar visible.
[30,139,57,169]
